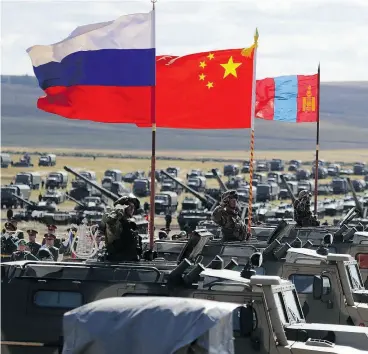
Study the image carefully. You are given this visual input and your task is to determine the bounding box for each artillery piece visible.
[11,193,56,222]
[64,166,148,234]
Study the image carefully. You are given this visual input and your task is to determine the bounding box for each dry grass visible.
[3,147,368,162]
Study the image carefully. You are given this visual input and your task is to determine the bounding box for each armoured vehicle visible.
[14,172,41,190]
[297,179,315,193]
[332,178,348,194]
[2,258,368,354]
[187,176,206,192]
[103,169,122,182]
[42,189,66,204]
[38,154,56,167]
[45,171,68,189]
[255,160,269,172]
[154,191,178,214]
[186,169,203,179]
[1,185,31,208]
[204,168,221,179]
[1,153,12,168]
[12,153,33,167]
[181,196,202,211]
[327,163,341,177]
[296,169,311,181]
[160,176,184,194]
[354,162,367,176]
[122,170,145,183]
[166,166,180,177]
[223,164,239,176]
[71,170,96,189]
[11,193,57,222]
[311,165,328,179]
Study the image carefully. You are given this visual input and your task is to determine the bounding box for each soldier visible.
[211,190,247,241]
[26,229,41,256]
[293,190,320,227]
[1,219,19,258]
[38,233,59,261]
[165,210,172,231]
[101,195,141,262]
[143,202,150,214]
[10,239,38,261]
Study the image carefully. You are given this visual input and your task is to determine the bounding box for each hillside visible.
[1,75,368,151]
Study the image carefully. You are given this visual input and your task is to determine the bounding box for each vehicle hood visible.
[287,322,368,351]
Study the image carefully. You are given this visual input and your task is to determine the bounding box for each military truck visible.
[103,169,122,182]
[14,172,41,190]
[45,171,68,189]
[256,160,270,172]
[256,182,279,202]
[270,158,284,171]
[2,259,368,354]
[1,153,12,168]
[187,176,206,192]
[332,178,348,194]
[1,185,31,208]
[354,162,367,176]
[223,164,239,176]
[154,191,178,214]
[71,170,96,189]
[42,189,66,204]
[12,153,33,167]
[181,196,202,211]
[133,178,150,197]
[38,154,56,167]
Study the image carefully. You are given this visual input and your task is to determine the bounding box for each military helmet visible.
[221,190,239,202]
[37,248,54,261]
[113,196,140,210]
[298,190,312,199]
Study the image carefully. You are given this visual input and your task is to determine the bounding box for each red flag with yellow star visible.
[138,47,256,129]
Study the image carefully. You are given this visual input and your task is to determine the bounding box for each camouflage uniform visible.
[101,196,141,262]
[293,190,320,227]
[211,190,247,241]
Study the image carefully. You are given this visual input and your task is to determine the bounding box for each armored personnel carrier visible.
[2,259,368,353]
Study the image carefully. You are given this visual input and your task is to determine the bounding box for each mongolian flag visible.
[255,74,318,123]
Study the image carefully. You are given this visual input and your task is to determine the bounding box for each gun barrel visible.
[280,175,296,203]
[64,166,119,202]
[12,193,34,207]
[65,193,85,207]
[161,170,216,208]
[211,169,227,192]
[346,177,364,216]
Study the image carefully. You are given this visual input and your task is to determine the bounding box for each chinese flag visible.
[139,48,255,129]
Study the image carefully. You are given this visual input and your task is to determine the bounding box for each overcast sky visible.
[2,0,368,81]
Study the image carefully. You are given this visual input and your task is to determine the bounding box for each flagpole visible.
[149,0,157,250]
[313,63,320,215]
[246,29,258,241]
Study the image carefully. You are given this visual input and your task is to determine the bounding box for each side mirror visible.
[313,275,323,300]
[239,306,254,337]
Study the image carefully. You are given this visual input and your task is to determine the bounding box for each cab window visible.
[34,291,82,309]
[356,254,368,269]
[289,274,331,295]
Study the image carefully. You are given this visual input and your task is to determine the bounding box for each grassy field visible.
[3,147,368,162]
[1,151,366,241]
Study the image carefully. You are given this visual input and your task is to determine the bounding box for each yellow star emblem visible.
[199,61,206,69]
[199,73,206,81]
[220,56,242,78]
[206,82,214,89]
[207,53,215,60]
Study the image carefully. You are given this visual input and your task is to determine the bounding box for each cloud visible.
[1,0,367,81]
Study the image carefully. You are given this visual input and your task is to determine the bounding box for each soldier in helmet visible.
[10,239,38,261]
[293,190,320,227]
[1,219,20,259]
[26,229,41,256]
[101,196,142,261]
[211,190,247,241]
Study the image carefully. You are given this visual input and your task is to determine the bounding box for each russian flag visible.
[255,74,318,123]
[27,12,154,125]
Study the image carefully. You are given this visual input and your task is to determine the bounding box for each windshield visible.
[2,187,16,195]
[48,173,61,180]
[257,185,269,193]
[273,289,304,324]
[346,263,363,289]
[134,181,147,189]
[155,196,168,202]
[15,175,30,184]
[104,171,115,177]
[332,180,344,187]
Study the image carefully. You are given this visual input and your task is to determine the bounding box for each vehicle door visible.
[192,289,271,354]
[282,264,341,324]
[350,245,368,287]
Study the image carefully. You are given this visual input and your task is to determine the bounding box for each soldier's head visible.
[298,190,312,200]
[114,196,140,217]
[17,239,27,252]
[4,219,17,232]
[38,248,54,261]
[27,229,38,242]
[221,190,238,208]
[44,233,56,247]
[46,224,57,235]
